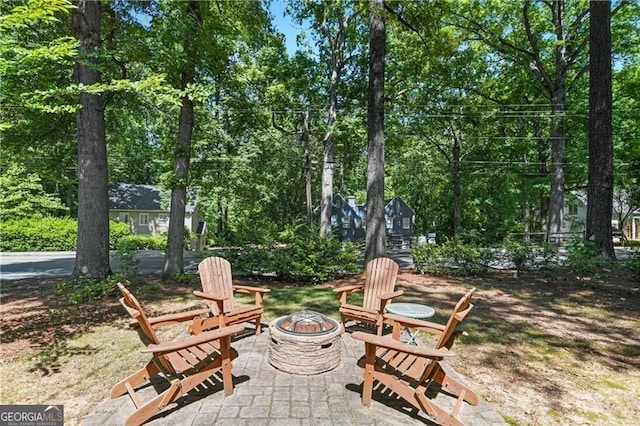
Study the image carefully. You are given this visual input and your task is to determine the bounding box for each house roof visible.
[108,183,197,212]
[109,183,164,211]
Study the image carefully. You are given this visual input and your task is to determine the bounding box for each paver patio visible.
[83,326,506,425]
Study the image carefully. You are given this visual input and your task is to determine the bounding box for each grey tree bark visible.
[319,7,358,238]
[365,0,387,262]
[163,0,199,278]
[72,0,111,279]
[586,0,615,259]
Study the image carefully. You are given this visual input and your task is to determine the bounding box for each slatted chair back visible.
[198,256,235,315]
[435,287,476,350]
[362,257,399,312]
[117,283,176,375]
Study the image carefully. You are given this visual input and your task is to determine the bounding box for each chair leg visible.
[415,391,464,426]
[111,361,160,399]
[361,344,376,407]
[254,317,261,335]
[432,365,479,406]
[124,380,182,426]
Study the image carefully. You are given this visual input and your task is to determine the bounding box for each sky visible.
[269,0,304,55]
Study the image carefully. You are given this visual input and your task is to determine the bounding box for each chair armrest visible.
[383,313,446,334]
[378,290,404,301]
[333,283,364,294]
[147,308,212,328]
[142,324,245,354]
[352,331,454,359]
[233,285,270,294]
[193,290,228,302]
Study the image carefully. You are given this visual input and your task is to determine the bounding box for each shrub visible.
[412,238,493,276]
[565,239,611,278]
[215,224,361,283]
[0,217,166,253]
[0,217,77,251]
[109,221,131,249]
[627,248,640,282]
[502,238,535,276]
[0,164,66,219]
[119,234,167,250]
[54,274,122,305]
[275,223,362,283]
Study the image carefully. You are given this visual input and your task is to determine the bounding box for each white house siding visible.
[109,211,169,236]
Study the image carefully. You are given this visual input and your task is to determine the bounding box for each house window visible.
[158,214,168,224]
[139,213,149,226]
[568,204,578,216]
[341,217,350,228]
[118,213,129,223]
[386,218,393,229]
[402,217,411,230]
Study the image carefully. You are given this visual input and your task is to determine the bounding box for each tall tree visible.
[72,0,110,279]
[163,0,200,278]
[365,0,387,262]
[586,0,615,259]
[453,0,591,238]
[286,0,366,236]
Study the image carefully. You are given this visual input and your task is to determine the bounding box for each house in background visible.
[554,190,640,243]
[331,194,365,242]
[385,196,416,240]
[331,194,416,247]
[108,183,207,250]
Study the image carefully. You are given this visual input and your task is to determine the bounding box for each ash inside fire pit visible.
[269,310,343,375]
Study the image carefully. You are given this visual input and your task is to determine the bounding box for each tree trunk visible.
[303,111,313,227]
[365,0,387,263]
[319,8,351,238]
[586,0,615,259]
[547,88,566,237]
[163,0,199,279]
[163,70,194,279]
[320,86,337,237]
[72,0,111,279]
[452,133,462,237]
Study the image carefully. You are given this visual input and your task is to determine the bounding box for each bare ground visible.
[1,266,639,425]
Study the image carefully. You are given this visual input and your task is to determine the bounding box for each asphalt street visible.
[0,249,416,281]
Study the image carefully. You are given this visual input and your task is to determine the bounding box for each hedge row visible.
[0,217,138,252]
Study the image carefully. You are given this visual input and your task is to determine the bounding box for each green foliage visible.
[412,238,493,276]
[0,218,135,252]
[109,221,131,250]
[565,239,611,278]
[0,217,77,251]
[113,239,140,279]
[216,224,361,284]
[627,249,640,282]
[0,164,66,218]
[54,274,121,305]
[501,238,559,277]
[275,223,362,283]
[118,234,167,251]
[0,0,79,122]
[502,237,536,274]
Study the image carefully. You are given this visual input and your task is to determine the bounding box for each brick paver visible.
[82,327,506,425]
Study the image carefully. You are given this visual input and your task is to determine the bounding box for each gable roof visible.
[109,183,165,211]
[109,183,198,212]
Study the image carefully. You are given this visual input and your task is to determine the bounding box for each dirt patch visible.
[1,267,639,425]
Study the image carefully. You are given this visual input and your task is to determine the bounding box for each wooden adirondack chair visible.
[333,257,403,335]
[352,288,478,426]
[190,256,270,335]
[111,283,245,426]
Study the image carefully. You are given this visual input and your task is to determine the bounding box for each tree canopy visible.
[2,0,639,250]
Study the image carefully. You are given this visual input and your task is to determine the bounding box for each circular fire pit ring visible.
[268,310,343,375]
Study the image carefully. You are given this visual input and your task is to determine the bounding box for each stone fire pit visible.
[268,310,343,375]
